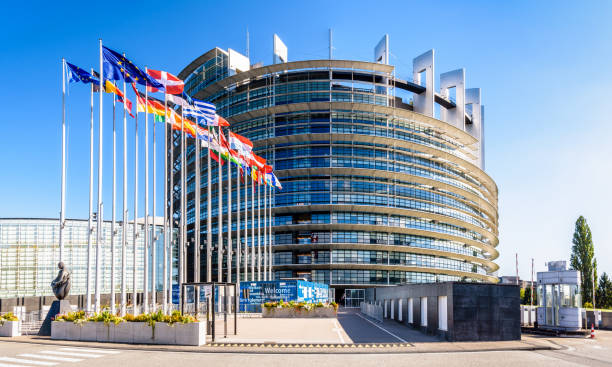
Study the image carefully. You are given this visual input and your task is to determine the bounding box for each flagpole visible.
[87,68,94,314]
[257,179,261,281]
[111,84,117,315]
[144,68,150,315]
[152,86,157,312]
[95,39,103,314]
[217,124,223,283]
[195,124,201,285]
[178,110,185,292]
[227,140,232,284]
[179,110,185,290]
[162,93,168,314]
[133,93,139,316]
[268,185,274,280]
[168,101,174,312]
[251,172,255,281]
[59,58,66,263]
[121,77,128,316]
[263,179,267,281]
[239,168,249,282]
[236,162,241,285]
[206,128,212,283]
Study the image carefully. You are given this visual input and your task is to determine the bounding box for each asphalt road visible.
[0,332,611,367]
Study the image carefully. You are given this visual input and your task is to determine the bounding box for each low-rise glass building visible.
[0,218,166,298]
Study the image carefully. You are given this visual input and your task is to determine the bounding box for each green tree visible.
[570,216,597,307]
[596,273,612,309]
[523,286,537,305]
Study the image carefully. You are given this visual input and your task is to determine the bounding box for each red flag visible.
[214,115,231,127]
[146,69,184,95]
[251,154,266,170]
[117,95,135,118]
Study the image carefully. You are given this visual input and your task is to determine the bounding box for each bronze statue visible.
[51,262,71,300]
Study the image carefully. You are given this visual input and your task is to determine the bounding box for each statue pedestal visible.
[38,300,71,336]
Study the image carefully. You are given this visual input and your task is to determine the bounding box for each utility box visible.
[536,261,583,331]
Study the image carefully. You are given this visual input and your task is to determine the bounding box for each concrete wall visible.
[366,282,520,341]
[586,310,612,330]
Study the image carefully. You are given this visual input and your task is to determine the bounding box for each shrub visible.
[261,301,337,311]
[87,311,124,325]
[55,311,87,323]
[54,310,196,326]
[1,312,18,325]
[1,312,18,321]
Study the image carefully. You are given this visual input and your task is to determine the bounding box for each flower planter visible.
[113,322,133,344]
[51,321,206,346]
[262,307,337,318]
[0,321,21,337]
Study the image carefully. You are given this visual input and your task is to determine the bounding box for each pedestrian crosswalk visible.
[0,347,120,367]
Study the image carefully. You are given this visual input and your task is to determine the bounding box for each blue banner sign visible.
[239,280,329,307]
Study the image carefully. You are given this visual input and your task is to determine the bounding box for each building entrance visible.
[344,289,365,308]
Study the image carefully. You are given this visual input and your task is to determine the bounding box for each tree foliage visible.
[570,216,597,307]
[522,286,537,305]
[596,273,612,309]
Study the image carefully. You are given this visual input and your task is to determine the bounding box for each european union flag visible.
[102,46,164,89]
[66,62,99,84]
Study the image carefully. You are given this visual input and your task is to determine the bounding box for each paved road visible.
[336,309,439,343]
[0,339,608,367]
[1,332,611,367]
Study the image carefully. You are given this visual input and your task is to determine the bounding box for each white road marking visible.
[332,319,346,344]
[0,357,57,366]
[0,363,31,367]
[18,354,83,363]
[38,351,103,358]
[355,312,408,343]
[58,348,120,355]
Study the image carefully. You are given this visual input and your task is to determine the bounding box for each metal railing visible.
[360,301,383,322]
[180,282,237,342]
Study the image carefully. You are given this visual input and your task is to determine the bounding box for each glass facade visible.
[0,218,169,298]
[177,53,499,290]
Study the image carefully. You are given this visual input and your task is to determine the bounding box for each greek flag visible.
[184,97,216,126]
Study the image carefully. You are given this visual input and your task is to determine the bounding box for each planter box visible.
[51,321,206,346]
[0,321,21,337]
[262,307,337,318]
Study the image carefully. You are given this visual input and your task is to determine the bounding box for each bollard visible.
[590,323,595,339]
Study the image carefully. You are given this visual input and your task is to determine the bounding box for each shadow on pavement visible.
[336,308,440,344]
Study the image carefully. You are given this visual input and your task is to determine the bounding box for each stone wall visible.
[365,282,520,342]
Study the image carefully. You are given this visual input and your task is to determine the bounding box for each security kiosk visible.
[536,261,582,331]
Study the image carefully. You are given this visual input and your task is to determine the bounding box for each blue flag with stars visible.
[102,46,164,89]
[66,62,99,84]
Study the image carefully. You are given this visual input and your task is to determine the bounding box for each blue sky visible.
[1,0,611,280]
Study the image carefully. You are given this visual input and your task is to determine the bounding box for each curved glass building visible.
[177,42,499,304]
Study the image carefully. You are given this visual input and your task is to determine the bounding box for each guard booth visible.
[178,282,238,342]
[536,261,583,331]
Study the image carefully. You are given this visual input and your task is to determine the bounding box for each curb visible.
[0,337,557,354]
